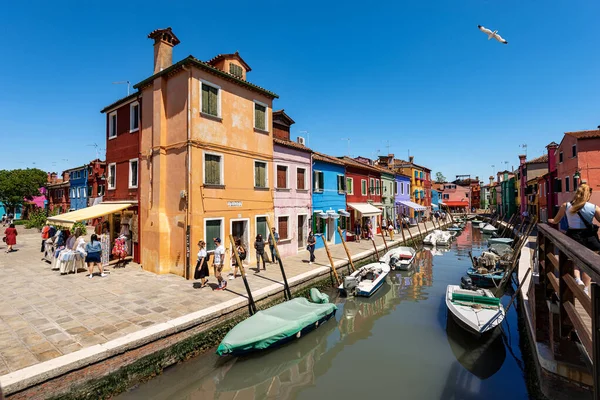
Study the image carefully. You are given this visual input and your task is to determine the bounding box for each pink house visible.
[272,110,312,258]
[440,183,470,212]
[556,129,600,210]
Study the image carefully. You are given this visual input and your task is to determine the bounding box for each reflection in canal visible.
[119,224,531,400]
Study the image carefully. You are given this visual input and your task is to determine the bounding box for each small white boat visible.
[446,285,505,336]
[381,246,416,271]
[339,262,390,297]
[488,237,513,245]
[423,233,437,246]
[424,230,453,247]
[480,224,498,234]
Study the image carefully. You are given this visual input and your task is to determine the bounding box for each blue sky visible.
[1,0,599,182]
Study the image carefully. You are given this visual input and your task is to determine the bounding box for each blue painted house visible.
[431,189,440,211]
[0,203,22,219]
[312,152,348,250]
[66,165,88,211]
[394,173,412,221]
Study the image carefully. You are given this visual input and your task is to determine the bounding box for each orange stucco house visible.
[134,28,279,276]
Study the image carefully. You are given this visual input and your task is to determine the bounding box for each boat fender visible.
[315,320,319,328]
[296,331,302,339]
[309,288,330,304]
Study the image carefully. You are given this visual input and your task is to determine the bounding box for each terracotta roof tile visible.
[312,151,345,166]
[565,129,600,140]
[206,51,252,72]
[340,156,381,173]
[273,137,311,153]
[525,154,548,164]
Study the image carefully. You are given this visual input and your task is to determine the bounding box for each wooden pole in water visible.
[422,219,429,236]
[337,227,356,273]
[320,235,341,286]
[229,235,257,315]
[380,225,389,252]
[504,268,532,313]
[399,218,407,244]
[265,218,292,301]
[370,235,380,260]
[415,216,424,239]
[468,251,477,268]
[403,214,416,247]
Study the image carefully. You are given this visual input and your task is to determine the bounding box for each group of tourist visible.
[194,227,320,290]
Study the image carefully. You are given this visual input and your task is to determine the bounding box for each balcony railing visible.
[536,223,600,398]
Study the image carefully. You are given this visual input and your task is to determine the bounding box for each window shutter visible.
[255,104,266,130]
[318,172,324,190]
[205,155,220,185]
[201,85,209,114]
[297,169,305,190]
[205,220,221,251]
[277,166,287,188]
[278,217,288,239]
[341,176,347,191]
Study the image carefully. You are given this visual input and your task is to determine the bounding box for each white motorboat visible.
[480,224,498,234]
[339,262,390,297]
[380,246,417,271]
[424,230,453,247]
[446,285,505,336]
[488,237,513,245]
[423,232,437,246]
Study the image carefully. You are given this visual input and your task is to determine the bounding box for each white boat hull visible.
[380,247,417,271]
[339,262,390,297]
[445,285,505,336]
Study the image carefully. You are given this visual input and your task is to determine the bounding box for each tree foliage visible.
[435,172,447,183]
[0,169,48,214]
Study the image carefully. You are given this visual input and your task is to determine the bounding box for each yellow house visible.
[136,28,278,276]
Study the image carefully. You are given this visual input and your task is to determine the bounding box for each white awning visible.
[314,210,329,218]
[347,203,383,216]
[398,200,426,211]
[326,210,340,219]
[338,209,351,217]
[431,204,439,210]
[47,201,136,227]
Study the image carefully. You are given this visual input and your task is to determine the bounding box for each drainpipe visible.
[183,64,192,279]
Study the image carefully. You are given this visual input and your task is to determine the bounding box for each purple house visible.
[395,173,412,223]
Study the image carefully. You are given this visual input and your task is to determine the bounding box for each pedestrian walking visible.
[307,230,316,264]
[388,220,394,241]
[268,227,280,264]
[353,219,361,243]
[254,234,266,272]
[85,234,106,278]
[194,240,210,288]
[367,220,374,240]
[3,224,17,253]
[41,224,50,252]
[549,184,600,296]
[1,214,6,227]
[212,238,226,290]
[229,237,246,280]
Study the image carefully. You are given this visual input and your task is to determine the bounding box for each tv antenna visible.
[87,143,104,160]
[341,138,350,156]
[112,80,131,96]
[519,144,528,157]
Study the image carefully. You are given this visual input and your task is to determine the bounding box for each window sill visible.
[254,187,269,191]
[204,184,225,189]
[108,135,117,140]
[279,238,292,244]
[128,186,138,190]
[313,190,324,194]
[276,188,291,192]
[200,113,223,122]
[129,128,139,134]
[108,187,116,191]
[296,189,309,193]
[254,127,269,134]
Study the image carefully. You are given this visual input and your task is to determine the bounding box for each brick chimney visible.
[489,176,494,185]
[148,28,180,74]
[546,141,559,173]
[409,156,414,163]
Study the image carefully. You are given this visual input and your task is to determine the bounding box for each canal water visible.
[119,223,532,400]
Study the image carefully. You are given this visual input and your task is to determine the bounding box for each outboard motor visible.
[343,276,359,296]
[390,256,399,270]
[460,275,476,290]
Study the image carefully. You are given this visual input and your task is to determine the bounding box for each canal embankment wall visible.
[2,219,451,399]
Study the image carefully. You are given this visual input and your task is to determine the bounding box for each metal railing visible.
[537,223,600,399]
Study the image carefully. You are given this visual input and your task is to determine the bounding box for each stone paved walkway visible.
[0,221,444,376]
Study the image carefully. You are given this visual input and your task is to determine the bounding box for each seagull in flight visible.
[478,25,508,44]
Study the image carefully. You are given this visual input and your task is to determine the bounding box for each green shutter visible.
[202,84,219,116]
[205,220,221,251]
[255,103,266,130]
[205,154,220,185]
[255,162,266,187]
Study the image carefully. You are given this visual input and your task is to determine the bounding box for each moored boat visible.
[339,262,390,297]
[466,267,505,288]
[488,237,513,245]
[382,246,416,270]
[480,224,498,234]
[216,292,337,356]
[446,285,505,336]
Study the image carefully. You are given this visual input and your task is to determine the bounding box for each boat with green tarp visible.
[446,285,505,336]
[216,292,337,356]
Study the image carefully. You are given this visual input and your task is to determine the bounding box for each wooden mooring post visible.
[320,235,341,286]
[265,218,292,301]
[229,235,257,315]
[380,225,389,253]
[337,227,356,273]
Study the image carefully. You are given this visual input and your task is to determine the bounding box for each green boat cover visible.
[216,298,337,356]
[310,288,330,304]
[452,293,501,306]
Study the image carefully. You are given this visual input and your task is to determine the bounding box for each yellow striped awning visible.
[47,202,135,227]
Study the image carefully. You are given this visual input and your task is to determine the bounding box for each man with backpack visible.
[229,237,246,280]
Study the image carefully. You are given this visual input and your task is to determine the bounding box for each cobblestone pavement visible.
[0,222,440,374]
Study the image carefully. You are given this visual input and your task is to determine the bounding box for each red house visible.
[341,156,384,235]
[47,172,70,214]
[101,93,141,263]
[86,159,106,206]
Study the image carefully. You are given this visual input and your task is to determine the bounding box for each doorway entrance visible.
[231,220,249,259]
[297,215,306,249]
